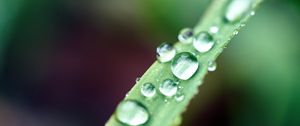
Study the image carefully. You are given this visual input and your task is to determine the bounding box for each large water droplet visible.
[159,79,178,97]
[156,43,176,63]
[178,28,194,44]
[141,83,156,98]
[171,52,199,80]
[224,0,252,23]
[193,32,215,53]
[116,100,149,125]
[208,61,217,72]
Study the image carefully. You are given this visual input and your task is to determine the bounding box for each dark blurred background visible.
[0,0,300,126]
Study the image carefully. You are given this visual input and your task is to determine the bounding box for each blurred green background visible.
[0,0,300,126]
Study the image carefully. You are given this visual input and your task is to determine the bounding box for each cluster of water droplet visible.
[114,1,256,125]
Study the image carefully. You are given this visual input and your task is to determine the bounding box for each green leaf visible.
[106,0,263,125]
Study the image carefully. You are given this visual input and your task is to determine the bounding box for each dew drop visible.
[171,52,199,80]
[224,0,252,23]
[116,100,149,125]
[174,79,180,85]
[135,77,141,83]
[164,99,169,103]
[233,30,239,35]
[193,32,215,53]
[209,26,219,34]
[141,83,156,98]
[159,79,178,97]
[178,86,183,90]
[178,28,194,44]
[208,61,217,72]
[250,11,255,16]
[175,93,185,102]
[156,43,176,63]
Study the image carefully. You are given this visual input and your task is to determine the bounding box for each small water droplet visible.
[224,0,252,23]
[233,30,239,35]
[171,52,199,80]
[164,99,169,103]
[141,83,156,98]
[174,79,180,85]
[178,86,183,89]
[208,61,217,72]
[135,77,141,83]
[159,79,178,97]
[209,26,219,34]
[156,43,176,63]
[175,93,185,102]
[178,28,194,44]
[250,11,255,16]
[116,100,149,125]
[193,32,215,53]
[241,23,246,27]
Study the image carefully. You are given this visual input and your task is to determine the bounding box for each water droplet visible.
[164,99,169,103]
[135,77,141,83]
[193,32,215,53]
[224,0,252,23]
[209,26,219,34]
[156,43,176,63]
[116,100,149,125]
[208,61,217,72]
[178,86,183,89]
[233,30,239,35]
[250,11,255,16]
[159,79,178,97]
[174,79,180,84]
[175,93,185,102]
[171,52,199,80]
[141,83,156,98]
[178,28,194,44]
